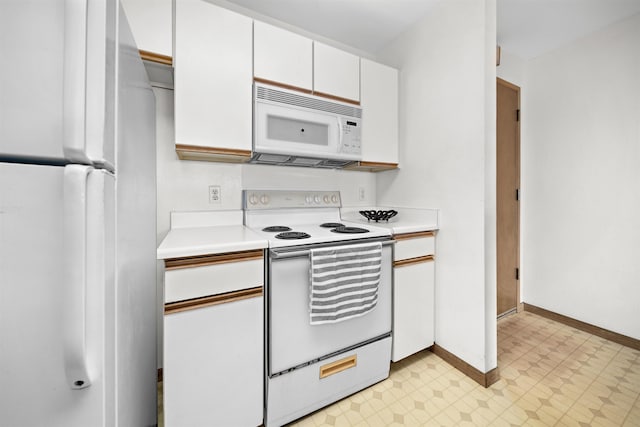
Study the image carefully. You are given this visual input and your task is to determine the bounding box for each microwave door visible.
[255,102,339,157]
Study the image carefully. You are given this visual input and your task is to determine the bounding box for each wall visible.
[496,50,525,87]
[153,86,377,365]
[521,13,640,339]
[376,0,497,373]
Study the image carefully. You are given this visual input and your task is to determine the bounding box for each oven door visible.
[267,240,393,376]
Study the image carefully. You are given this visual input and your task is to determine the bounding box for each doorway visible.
[497,78,521,317]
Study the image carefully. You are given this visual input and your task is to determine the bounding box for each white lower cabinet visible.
[164,296,263,426]
[163,250,264,426]
[392,232,436,362]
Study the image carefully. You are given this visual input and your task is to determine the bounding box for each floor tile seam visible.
[512,387,570,424]
[366,391,442,426]
[499,317,608,416]
[562,369,608,425]
[514,314,585,359]
[620,387,640,425]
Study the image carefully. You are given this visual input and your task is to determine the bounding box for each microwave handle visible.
[336,116,343,149]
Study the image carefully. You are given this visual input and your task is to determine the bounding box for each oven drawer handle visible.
[271,239,395,259]
[319,355,357,379]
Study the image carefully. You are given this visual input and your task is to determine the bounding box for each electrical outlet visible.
[358,187,366,201]
[208,185,221,204]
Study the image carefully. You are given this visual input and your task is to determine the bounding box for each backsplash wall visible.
[155,87,377,240]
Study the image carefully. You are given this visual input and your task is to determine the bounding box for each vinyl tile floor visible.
[158,311,640,426]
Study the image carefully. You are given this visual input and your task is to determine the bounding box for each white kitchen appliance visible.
[244,190,393,426]
[252,83,362,168]
[0,1,156,426]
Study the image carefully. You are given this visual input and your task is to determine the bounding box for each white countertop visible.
[157,225,267,259]
[157,211,268,259]
[341,206,439,235]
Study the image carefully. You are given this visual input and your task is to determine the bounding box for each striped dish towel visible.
[309,242,382,325]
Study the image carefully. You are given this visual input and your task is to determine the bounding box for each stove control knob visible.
[305,194,313,204]
[260,194,270,205]
[248,194,259,205]
[314,195,321,204]
[331,194,339,204]
[323,195,330,204]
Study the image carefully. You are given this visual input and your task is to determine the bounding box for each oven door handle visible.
[270,239,396,260]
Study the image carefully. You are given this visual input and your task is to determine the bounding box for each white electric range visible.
[243,190,393,427]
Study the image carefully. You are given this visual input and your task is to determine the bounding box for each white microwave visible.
[252,83,362,168]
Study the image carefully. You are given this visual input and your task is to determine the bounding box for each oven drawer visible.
[164,250,263,303]
[394,231,435,261]
[266,336,391,427]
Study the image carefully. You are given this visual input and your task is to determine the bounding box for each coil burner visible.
[262,226,292,232]
[330,226,369,234]
[275,231,311,240]
[319,223,344,228]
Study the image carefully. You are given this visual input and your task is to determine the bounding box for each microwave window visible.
[267,115,329,146]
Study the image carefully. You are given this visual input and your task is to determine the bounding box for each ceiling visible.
[223,0,640,58]
[497,0,640,59]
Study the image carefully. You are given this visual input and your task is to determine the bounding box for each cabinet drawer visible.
[164,250,263,303]
[394,232,435,261]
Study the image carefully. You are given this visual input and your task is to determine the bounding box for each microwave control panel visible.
[339,117,362,155]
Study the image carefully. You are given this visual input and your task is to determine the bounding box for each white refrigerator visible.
[0,1,157,426]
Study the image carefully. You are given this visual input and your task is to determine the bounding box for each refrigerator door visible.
[0,162,114,427]
[0,0,115,169]
[112,6,158,426]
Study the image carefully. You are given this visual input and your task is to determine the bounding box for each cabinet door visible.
[120,0,172,56]
[164,295,264,427]
[254,21,312,91]
[392,260,435,362]
[360,59,399,164]
[174,0,252,151]
[313,42,360,103]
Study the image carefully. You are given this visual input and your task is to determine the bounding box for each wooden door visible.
[497,78,520,317]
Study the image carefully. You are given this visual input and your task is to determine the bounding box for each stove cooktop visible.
[248,220,390,248]
[243,190,392,247]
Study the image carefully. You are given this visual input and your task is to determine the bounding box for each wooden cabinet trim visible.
[164,286,263,315]
[394,231,436,241]
[344,161,399,172]
[175,144,252,163]
[394,255,434,268]
[312,90,360,106]
[139,50,173,66]
[165,249,264,270]
[253,77,313,95]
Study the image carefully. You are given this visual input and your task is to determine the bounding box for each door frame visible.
[496,77,521,317]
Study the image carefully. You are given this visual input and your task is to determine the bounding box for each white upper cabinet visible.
[254,21,313,91]
[313,42,360,103]
[360,58,399,165]
[174,0,253,158]
[120,0,172,56]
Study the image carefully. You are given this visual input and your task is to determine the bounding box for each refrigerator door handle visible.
[63,165,92,389]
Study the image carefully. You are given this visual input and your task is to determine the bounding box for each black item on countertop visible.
[359,210,398,222]
[330,226,369,234]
